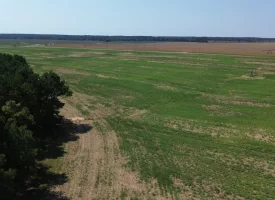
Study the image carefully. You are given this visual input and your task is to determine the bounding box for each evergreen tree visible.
[0,53,72,198]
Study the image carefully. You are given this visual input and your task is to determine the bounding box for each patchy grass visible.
[1,46,275,199]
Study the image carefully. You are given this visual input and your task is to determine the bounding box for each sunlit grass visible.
[1,46,275,199]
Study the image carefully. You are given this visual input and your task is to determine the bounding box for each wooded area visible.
[1,34,275,43]
[0,54,72,199]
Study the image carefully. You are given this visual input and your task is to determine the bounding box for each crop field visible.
[1,45,275,199]
[57,42,275,55]
[1,39,275,55]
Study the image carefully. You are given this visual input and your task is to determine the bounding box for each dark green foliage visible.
[1,33,275,42]
[36,71,72,131]
[0,155,16,199]
[2,101,36,168]
[0,53,72,198]
[192,36,208,43]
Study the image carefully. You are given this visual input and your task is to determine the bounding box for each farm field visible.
[56,42,275,55]
[1,40,275,55]
[1,45,275,199]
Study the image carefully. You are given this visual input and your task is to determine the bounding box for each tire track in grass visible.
[56,93,198,199]
[54,95,150,199]
[55,101,105,199]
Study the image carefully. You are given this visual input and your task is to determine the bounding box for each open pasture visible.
[1,45,275,199]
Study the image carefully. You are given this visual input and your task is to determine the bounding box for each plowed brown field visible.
[57,42,275,55]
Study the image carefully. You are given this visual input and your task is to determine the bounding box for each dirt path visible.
[54,95,168,200]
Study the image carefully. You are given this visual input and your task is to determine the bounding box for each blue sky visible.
[0,0,274,37]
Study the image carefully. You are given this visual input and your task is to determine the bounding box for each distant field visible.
[1,45,275,199]
[1,39,275,55]
[58,42,275,56]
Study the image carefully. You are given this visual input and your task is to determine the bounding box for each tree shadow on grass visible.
[22,164,69,200]
[38,118,92,160]
[20,118,92,200]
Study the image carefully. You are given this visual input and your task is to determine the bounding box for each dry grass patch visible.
[166,117,275,143]
[139,65,152,69]
[149,60,166,64]
[244,128,275,143]
[155,84,178,91]
[196,57,217,62]
[202,104,223,111]
[34,52,52,57]
[141,55,176,58]
[122,58,138,61]
[172,177,243,200]
[202,104,241,117]
[256,67,275,77]
[243,157,275,177]
[120,95,134,100]
[244,61,275,66]
[55,67,90,76]
[201,93,273,107]
[96,74,117,79]
[227,75,265,80]
[118,52,138,59]
[176,62,207,67]
[119,52,134,56]
[165,118,239,138]
[172,178,200,200]
[241,75,264,80]
[69,52,105,57]
[126,109,147,119]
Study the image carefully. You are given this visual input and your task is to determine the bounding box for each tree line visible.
[0,53,72,199]
[1,34,275,43]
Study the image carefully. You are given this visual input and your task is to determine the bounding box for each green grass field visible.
[1,45,275,199]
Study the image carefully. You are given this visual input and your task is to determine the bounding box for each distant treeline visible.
[0,34,275,43]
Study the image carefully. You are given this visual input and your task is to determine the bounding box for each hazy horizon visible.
[1,0,274,38]
[1,33,275,39]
